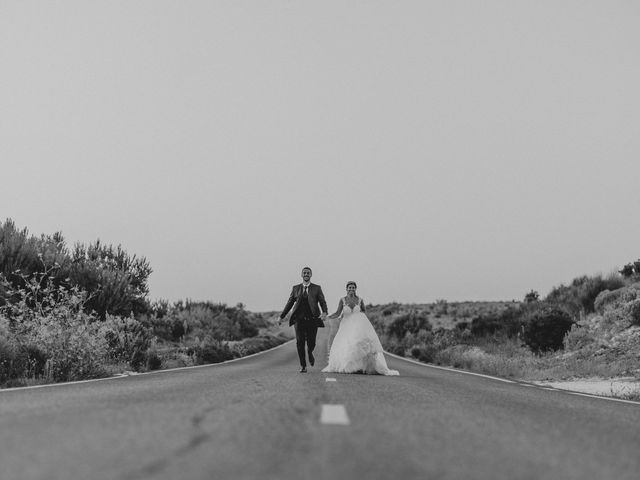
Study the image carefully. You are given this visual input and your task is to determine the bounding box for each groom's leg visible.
[307,325,318,357]
[294,323,306,367]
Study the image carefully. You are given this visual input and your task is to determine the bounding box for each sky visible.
[1,1,639,312]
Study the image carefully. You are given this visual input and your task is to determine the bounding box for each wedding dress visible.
[322,297,399,376]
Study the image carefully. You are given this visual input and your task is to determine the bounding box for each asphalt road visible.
[2,331,640,480]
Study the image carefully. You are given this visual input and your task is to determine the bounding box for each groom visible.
[279,266,328,373]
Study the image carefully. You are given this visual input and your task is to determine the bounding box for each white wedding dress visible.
[322,297,399,376]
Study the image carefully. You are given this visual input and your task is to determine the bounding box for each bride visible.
[322,281,399,376]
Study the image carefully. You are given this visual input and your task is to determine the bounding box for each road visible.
[1,331,640,480]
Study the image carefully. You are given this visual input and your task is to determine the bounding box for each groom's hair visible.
[302,266,312,274]
[346,281,357,288]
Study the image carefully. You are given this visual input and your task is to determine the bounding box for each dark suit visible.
[280,283,328,367]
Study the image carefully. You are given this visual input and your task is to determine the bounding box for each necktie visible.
[303,286,308,298]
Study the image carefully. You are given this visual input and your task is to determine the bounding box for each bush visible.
[563,324,596,351]
[148,300,261,343]
[65,241,152,318]
[188,340,235,365]
[627,299,640,326]
[0,219,152,319]
[410,345,437,363]
[99,315,152,370]
[0,321,20,384]
[387,312,432,339]
[0,270,109,382]
[0,219,68,285]
[145,348,163,370]
[381,303,402,316]
[470,307,523,338]
[232,335,282,357]
[522,306,574,353]
[594,288,626,313]
[546,274,626,317]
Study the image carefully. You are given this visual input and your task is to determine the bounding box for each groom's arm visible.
[317,286,328,315]
[280,287,297,320]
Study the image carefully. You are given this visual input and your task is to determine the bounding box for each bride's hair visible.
[346,281,357,289]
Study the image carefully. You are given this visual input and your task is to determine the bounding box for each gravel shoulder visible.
[532,377,640,398]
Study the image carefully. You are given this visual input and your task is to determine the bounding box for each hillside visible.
[366,300,517,330]
[364,282,640,400]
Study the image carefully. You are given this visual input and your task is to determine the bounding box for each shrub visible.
[0,270,109,382]
[0,219,152,319]
[0,320,20,384]
[387,312,432,339]
[232,335,282,357]
[546,273,626,317]
[470,306,523,338]
[382,303,401,316]
[563,324,596,351]
[152,300,262,342]
[455,321,469,331]
[99,315,152,370]
[36,317,107,382]
[594,289,626,313]
[627,299,640,326]
[522,306,574,353]
[145,346,163,370]
[410,345,437,363]
[0,219,68,285]
[188,340,235,365]
[65,241,152,318]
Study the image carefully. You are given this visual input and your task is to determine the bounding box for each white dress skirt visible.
[322,298,399,376]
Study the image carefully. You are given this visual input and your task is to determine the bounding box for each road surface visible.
[1,331,640,480]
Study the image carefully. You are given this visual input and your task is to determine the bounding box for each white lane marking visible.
[325,378,337,382]
[1,339,296,393]
[320,404,350,425]
[567,391,640,406]
[386,351,640,406]
[384,351,515,384]
[541,387,557,391]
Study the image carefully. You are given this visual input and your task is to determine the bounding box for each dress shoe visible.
[309,352,315,366]
[299,366,307,373]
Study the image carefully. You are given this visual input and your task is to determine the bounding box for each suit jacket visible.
[280,283,328,327]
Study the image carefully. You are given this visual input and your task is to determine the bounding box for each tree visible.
[524,290,539,303]
[619,263,634,278]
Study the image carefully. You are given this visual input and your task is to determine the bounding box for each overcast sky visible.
[2,1,639,312]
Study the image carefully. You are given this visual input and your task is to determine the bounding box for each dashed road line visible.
[325,378,337,382]
[320,404,350,425]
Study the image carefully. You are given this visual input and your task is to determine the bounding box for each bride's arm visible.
[360,297,366,313]
[327,299,344,319]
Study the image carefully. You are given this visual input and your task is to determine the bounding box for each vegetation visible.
[0,219,289,388]
[0,219,152,318]
[370,269,640,386]
[521,307,573,353]
[4,218,638,394]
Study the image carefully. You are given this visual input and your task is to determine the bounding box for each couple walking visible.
[279,266,399,376]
